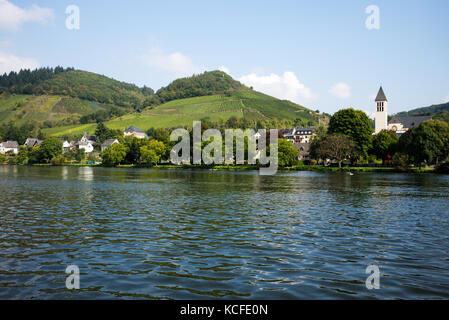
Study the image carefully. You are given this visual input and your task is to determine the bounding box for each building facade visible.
[374,86,388,134]
[124,126,147,139]
[0,141,19,154]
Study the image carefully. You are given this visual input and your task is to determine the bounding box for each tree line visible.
[3,110,449,173]
[0,67,74,94]
[0,67,154,111]
[309,108,449,172]
[0,123,44,145]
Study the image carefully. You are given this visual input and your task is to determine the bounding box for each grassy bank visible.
[103,164,437,173]
[1,163,433,173]
[283,165,435,173]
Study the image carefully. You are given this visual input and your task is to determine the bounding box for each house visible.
[63,141,73,152]
[281,127,315,144]
[0,141,19,154]
[24,138,43,148]
[124,126,147,139]
[388,116,432,135]
[293,127,315,144]
[280,128,295,143]
[74,141,94,153]
[293,142,311,161]
[81,134,96,144]
[101,139,119,152]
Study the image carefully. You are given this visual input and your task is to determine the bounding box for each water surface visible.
[0,166,448,299]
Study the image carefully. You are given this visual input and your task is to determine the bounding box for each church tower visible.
[374,86,388,134]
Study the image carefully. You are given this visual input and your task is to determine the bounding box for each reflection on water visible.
[0,166,448,299]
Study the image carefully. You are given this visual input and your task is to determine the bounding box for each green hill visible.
[0,67,152,108]
[145,70,246,105]
[0,68,325,137]
[394,102,449,123]
[0,68,154,128]
[42,90,321,136]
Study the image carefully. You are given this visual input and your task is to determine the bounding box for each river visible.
[0,166,448,299]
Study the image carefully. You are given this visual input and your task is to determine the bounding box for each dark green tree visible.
[328,108,373,157]
[400,120,449,166]
[38,138,63,163]
[151,128,170,144]
[371,129,399,163]
[16,146,29,165]
[121,135,145,164]
[94,122,118,144]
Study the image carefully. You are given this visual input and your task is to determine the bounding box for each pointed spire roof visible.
[375,86,387,102]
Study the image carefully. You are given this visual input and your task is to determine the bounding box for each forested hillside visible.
[0,67,153,109]
[0,68,326,138]
[144,71,246,106]
[394,102,449,123]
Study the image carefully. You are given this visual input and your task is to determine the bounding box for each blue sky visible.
[1,0,448,116]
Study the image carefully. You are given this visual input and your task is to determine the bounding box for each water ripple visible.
[0,166,448,299]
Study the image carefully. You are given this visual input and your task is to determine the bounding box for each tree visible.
[16,146,29,165]
[277,139,299,167]
[38,138,63,163]
[399,120,449,166]
[150,128,170,144]
[140,140,166,166]
[0,153,6,163]
[37,130,45,140]
[314,134,356,168]
[95,122,118,144]
[392,153,409,172]
[88,152,98,162]
[121,135,145,164]
[328,108,373,157]
[28,146,40,164]
[140,148,158,166]
[0,122,33,145]
[371,130,398,163]
[100,143,127,166]
[51,154,66,166]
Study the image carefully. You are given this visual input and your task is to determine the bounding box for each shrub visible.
[392,153,409,172]
[51,154,66,166]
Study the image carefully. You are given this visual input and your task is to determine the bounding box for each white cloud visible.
[444,94,449,103]
[329,82,351,99]
[0,0,54,31]
[218,66,230,74]
[238,71,316,105]
[141,47,204,77]
[0,50,40,74]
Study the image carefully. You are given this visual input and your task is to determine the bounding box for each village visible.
[0,87,436,168]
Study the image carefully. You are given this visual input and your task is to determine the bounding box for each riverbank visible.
[0,162,436,173]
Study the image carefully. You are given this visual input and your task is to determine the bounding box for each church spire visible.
[375,86,388,102]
